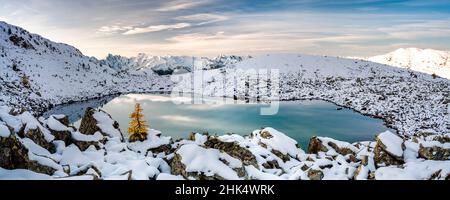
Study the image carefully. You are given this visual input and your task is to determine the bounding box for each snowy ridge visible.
[366,48,450,79]
[100,53,247,75]
[0,21,171,112]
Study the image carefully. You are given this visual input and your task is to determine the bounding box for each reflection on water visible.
[42,95,117,123]
[43,93,393,148]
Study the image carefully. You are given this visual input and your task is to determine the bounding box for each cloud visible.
[157,0,213,12]
[97,25,134,34]
[167,31,225,42]
[174,13,228,25]
[123,23,191,35]
[377,20,450,40]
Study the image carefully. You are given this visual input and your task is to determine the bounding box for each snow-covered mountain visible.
[365,48,450,79]
[100,53,247,75]
[0,21,170,112]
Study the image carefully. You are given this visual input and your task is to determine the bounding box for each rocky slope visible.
[0,21,171,113]
[0,106,449,180]
[365,48,450,80]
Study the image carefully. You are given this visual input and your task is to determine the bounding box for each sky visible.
[0,0,449,58]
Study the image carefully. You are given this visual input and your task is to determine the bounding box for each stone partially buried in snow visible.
[307,136,358,156]
[79,108,124,141]
[171,144,245,180]
[204,137,258,167]
[0,134,56,175]
[418,144,450,160]
[252,128,302,159]
[374,131,405,167]
[19,125,56,153]
[79,108,100,135]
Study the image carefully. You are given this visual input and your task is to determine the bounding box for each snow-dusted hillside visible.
[365,48,450,79]
[173,54,450,135]
[100,53,246,75]
[0,21,171,112]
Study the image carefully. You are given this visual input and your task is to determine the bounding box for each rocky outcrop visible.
[79,108,99,135]
[49,128,72,146]
[19,126,56,154]
[79,108,124,142]
[373,132,405,167]
[0,133,55,175]
[170,152,246,180]
[418,145,450,160]
[307,137,329,154]
[204,137,258,168]
[307,136,356,156]
[307,169,324,180]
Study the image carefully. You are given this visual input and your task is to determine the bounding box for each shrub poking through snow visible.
[128,103,148,142]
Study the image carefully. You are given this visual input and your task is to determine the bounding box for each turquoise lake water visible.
[43,93,393,148]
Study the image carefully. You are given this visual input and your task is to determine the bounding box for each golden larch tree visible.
[128,103,149,142]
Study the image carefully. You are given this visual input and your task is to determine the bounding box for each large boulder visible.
[252,128,302,160]
[308,136,357,156]
[19,126,56,153]
[204,137,258,168]
[374,131,405,167]
[418,144,450,160]
[307,169,324,180]
[79,108,100,135]
[79,108,124,142]
[171,144,246,180]
[0,132,56,175]
[47,115,103,151]
[47,115,72,145]
[307,137,328,154]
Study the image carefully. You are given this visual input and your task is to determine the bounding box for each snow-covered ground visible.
[0,106,448,180]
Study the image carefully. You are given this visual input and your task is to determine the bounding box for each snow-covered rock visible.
[0,106,449,180]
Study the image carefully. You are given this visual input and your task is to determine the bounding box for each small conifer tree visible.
[128,103,149,142]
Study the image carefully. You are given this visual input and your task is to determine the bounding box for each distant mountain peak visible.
[100,53,248,75]
[366,47,450,79]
